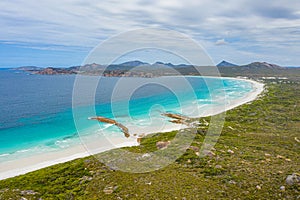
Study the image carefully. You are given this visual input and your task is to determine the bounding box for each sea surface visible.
[0,69,253,162]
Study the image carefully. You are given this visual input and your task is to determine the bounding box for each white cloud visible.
[215,39,228,46]
[0,0,299,65]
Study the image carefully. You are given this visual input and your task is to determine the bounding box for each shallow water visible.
[0,70,252,162]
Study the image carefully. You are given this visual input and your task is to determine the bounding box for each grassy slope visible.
[0,78,299,199]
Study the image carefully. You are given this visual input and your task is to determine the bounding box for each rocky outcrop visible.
[169,119,185,124]
[286,173,300,186]
[156,141,171,149]
[162,113,189,120]
[162,112,190,126]
[137,137,142,143]
[89,116,130,138]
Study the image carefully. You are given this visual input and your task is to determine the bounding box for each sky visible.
[0,0,299,68]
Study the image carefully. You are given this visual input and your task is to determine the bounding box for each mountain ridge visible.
[14,60,287,76]
[217,60,238,67]
[241,62,283,69]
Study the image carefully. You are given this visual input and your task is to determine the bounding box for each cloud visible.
[0,0,299,66]
[215,39,228,46]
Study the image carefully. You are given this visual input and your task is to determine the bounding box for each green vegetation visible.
[0,76,299,199]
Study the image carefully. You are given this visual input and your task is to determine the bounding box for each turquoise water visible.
[0,70,253,162]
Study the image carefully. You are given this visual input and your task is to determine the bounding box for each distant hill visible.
[119,60,149,67]
[14,60,292,77]
[152,61,193,68]
[217,61,294,79]
[72,63,104,71]
[241,62,283,69]
[217,61,284,69]
[217,61,238,67]
[15,61,194,77]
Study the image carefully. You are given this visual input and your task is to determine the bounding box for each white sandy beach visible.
[0,77,264,180]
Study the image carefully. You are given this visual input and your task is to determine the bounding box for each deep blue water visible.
[0,70,253,161]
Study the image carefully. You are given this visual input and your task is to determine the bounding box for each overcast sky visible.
[0,0,299,67]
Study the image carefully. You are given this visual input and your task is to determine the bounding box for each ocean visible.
[0,69,253,162]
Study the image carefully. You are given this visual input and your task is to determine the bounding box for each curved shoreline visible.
[201,77,264,117]
[0,77,264,180]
